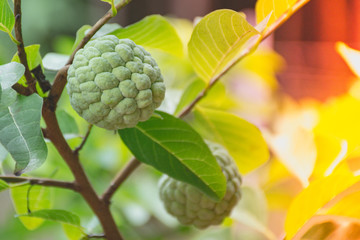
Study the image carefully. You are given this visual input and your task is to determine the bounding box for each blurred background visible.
[1,0,359,239]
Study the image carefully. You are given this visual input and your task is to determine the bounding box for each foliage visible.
[3,0,358,240]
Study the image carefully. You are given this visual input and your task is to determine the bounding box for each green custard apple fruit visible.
[67,35,166,130]
[159,141,242,229]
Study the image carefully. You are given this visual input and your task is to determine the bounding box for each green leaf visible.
[19,209,81,226]
[93,23,121,39]
[188,9,260,82]
[0,142,8,163]
[11,184,52,230]
[0,62,25,89]
[0,179,9,192]
[191,107,269,174]
[111,15,183,57]
[42,53,69,71]
[0,0,18,43]
[0,94,47,174]
[63,223,86,240]
[100,0,117,16]
[12,44,42,71]
[56,110,79,135]
[119,111,226,201]
[174,79,206,115]
[0,88,17,107]
[71,25,92,52]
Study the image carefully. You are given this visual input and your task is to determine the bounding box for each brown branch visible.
[42,104,124,240]
[39,1,134,239]
[13,0,37,94]
[101,158,141,204]
[74,124,93,154]
[12,83,33,96]
[0,176,77,191]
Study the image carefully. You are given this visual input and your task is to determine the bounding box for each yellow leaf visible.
[327,189,360,219]
[285,173,359,239]
[315,95,360,153]
[191,107,269,174]
[311,134,347,179]
[336,42,360,78]
[255,0,310,31]
[188,9,260,82]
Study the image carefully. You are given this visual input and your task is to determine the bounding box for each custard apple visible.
[159,141,242,229]
[67,35,166,130]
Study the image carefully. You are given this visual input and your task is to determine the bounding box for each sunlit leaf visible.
[315,95,360,153]
[326,188,360,219]
[63,223,85,240]
[0,179,9,192]
[111,15,183,57]
[175,79,206,115]
[0,0,17,43]
[12,44,42,71]
[191,107,269,174]
[255,0,308,30]
[285,173,360,239]
[0,94,48,174]
[11,184,52,230]
[336,42,360,78]
[119,111,226,201]
[311,134,346,179]
[188,9,260,82]
[19,209,81,226]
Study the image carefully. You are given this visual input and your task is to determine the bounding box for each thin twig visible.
[86,234,106,239]
[13,0,37,94]
[74,124,93,154]
[0,176,78,191]
[101,158,141,204]
[12,83,33,96]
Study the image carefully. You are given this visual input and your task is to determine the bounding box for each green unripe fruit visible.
[67,35,166,130]
[159,141,242,229]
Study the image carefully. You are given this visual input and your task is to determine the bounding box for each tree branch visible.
[0,176,77,191]
[101,158,141,204]
[13,0,37,94]
[12,83,33,96]
[40,1,134,239]
[74,124,93,154]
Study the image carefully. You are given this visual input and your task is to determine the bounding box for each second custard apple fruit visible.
[67,35,166,130]
[159,141,242,229]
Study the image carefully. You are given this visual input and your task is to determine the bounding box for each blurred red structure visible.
[275,0,359,101]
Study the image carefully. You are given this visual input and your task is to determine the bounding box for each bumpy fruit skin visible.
[159,141,242,229]
[67,35,166,130]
